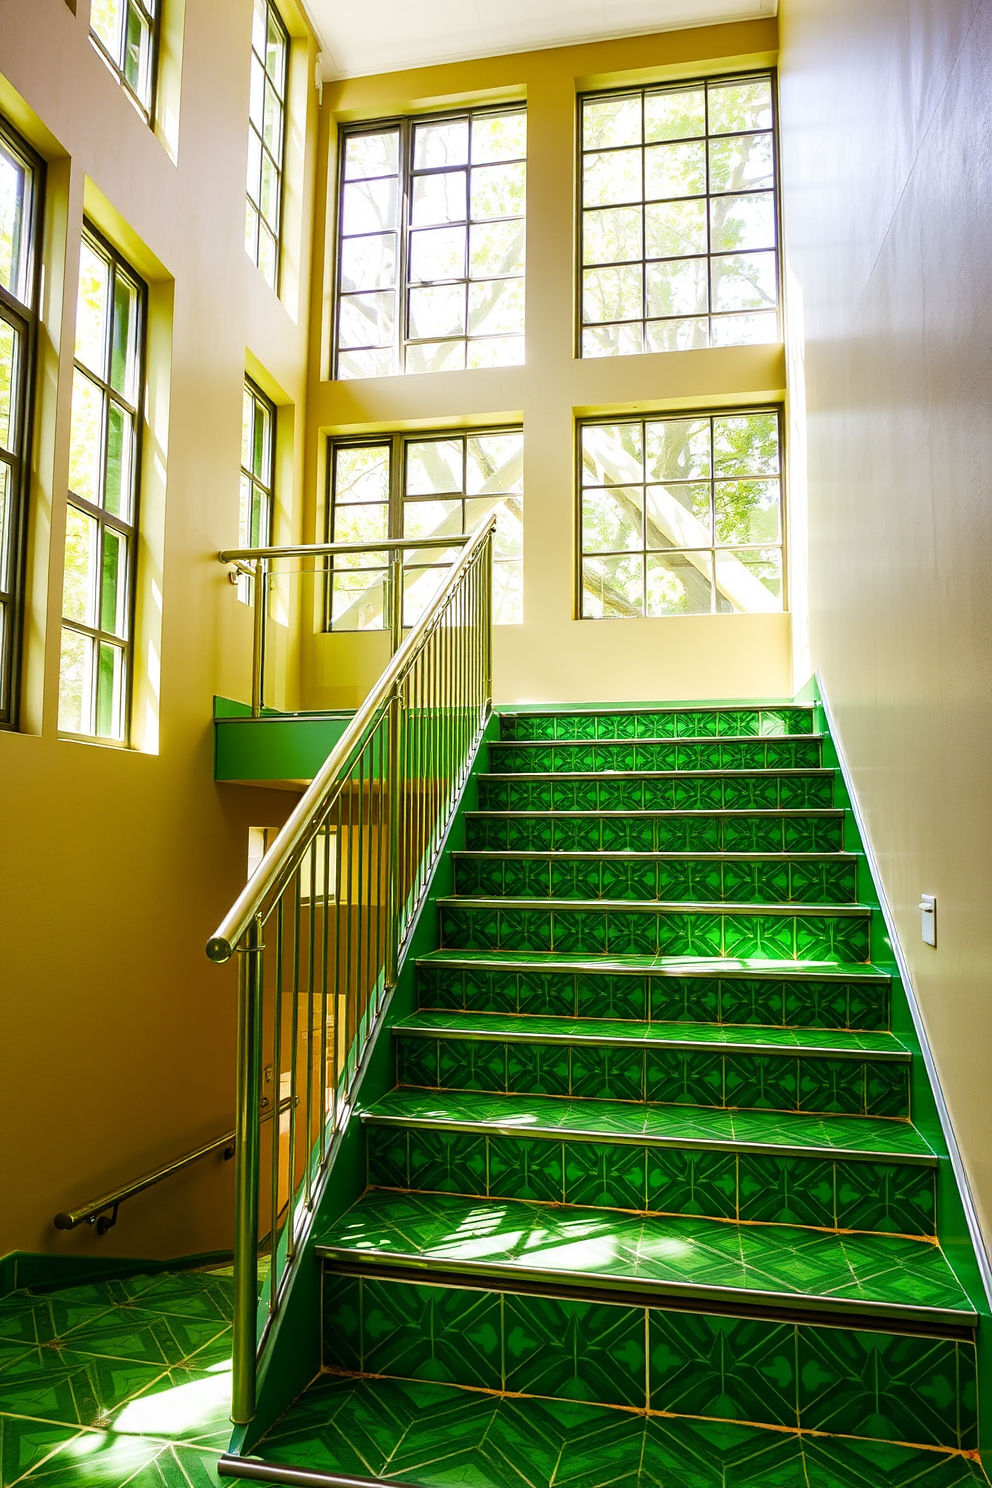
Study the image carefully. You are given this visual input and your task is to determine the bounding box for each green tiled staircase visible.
[244,702,988,1486]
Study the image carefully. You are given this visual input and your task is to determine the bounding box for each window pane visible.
[713,412,780,475]
[68,370,105,505]
[403,498,462,540]
[343,179,398,235]
[708,78,773,135]
[62,504,99,625]
[414,119,469,169]
[465,496,523,558]
[646,259,708,318]
[408,283,465,340]
[104,401,134,520]
[403,565,448,626]
[406,341,466,374]
[339,347,397,379]
[583,97,641,151]
[95,639,125,738]
[646,483,712,547]
[411,173,467,228]
[582,265,643,325]
[124,8,152,108]
[645,141,706,200]
[582,487,643,553]
[467,433,523,494]
[345,132,399,181]
[472,112,526,164]
[710,311,778,347]
[406,439,463,495]
[645,88,705,143]
[711,251,777,312]
[338,291,395,349]
[709,134,774,193]
[469,220,525,279]
[333,501,389,548]
[59,627,93,733]
[239,471,253,548]
[265,7,287,89]
[714,479,781,545]
[76,241,111,377]
[466,337,522,369]
[0,463,10,588]
[470,162,525,221]
[341,233,397,293]
[581,424,643,486]
[0,139,30,303]
[582,323,643,358]
[714,547,782,612]
[468,277,524,337]
[645,200,706,259]
[710,192,776,254]
[409,226,466,284]
[263,88,284,158]
[101,527,128,636]
[646,419,711,481]
[111,271,139,402]
[335,445,390,503]
[646,550,713,615]
[0,318,19,453]
[646,317,709,353]
[583,207,643,266]
[582,554,643,618]
[583,149,641,208]
[331,570,385,629]
[90,0,124,57]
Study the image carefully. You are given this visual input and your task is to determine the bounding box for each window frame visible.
[59,221,148,746]
[238,377,276,605]
[325,425,525,631]
[574,404,787,620]
[575,69,781,360]
[0,118,45,730]
[332,104,528,380]
[89,0,163,124]
[245,0,290,293]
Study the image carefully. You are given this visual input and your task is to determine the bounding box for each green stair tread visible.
[481,768,833,780]
[251,1374,988,1487]
[441,895,870,918]
[316,1191,974,1324]
[394,1011,908,1058]
[453,849,859,862]
[362,1088,936,1164]
[491,733,824,746]
[417,950,890,982]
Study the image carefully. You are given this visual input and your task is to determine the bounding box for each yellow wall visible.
[778,0,992,1241]
[303,19,792,711]
[0,0,318,1259]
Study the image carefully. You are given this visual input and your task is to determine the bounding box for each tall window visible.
[0,121,43,728]
[90,0,160,120]
[579,73,778,357]
[579,409,783,618]
[328,429,523,627]
[59,227,145,742]
[335,108,527,379]
[239,378,275,604]
[245,0,289,291]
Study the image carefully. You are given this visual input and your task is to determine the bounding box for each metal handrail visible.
[219,535,473,716]
[52,1096,295,1236]
[206,517,495,1424]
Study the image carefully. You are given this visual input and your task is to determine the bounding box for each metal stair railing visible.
[205,517,495,1424]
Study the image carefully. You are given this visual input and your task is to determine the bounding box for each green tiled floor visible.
[253,1374,987,1486]
[0,1268,233,1486]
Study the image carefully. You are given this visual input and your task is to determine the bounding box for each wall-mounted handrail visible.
[219,535,473,717]
[52,1097,295,1237]
[206,518,495,1424]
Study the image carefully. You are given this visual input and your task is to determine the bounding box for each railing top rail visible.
[206,516,496,964]
[54,1130,235,1232]
[218,536,471,564]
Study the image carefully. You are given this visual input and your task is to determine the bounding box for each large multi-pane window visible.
[90,0,160,120]
[0,122,43,727]
[579,409,783,618]
[246,0,289,291]
[335,108,527,379]
[59,227,145,742]
[579,73,778,357]
[328,429,523,628]
[238,378,275,604]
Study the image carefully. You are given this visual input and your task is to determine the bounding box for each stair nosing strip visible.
[490,734,823,746]
[480,769,834,780]
[219,1455,420,1488]
[391,1021,910,1060]
[359,1108,935,1164]
[314,1246,975,1329]
[440,895,871,917]
[454,850,858,861]
[467,808,846,818]
[416,953,890,981]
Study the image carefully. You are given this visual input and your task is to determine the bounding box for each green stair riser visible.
[438,901,871,962]
[418,962,891,1030]
[488,739,823,774]
[478,772,836,812]
[394,1035,909,1117]
[465,810,845,854]
[321,1274,976,1450]
[498,707,815,741]
[366,1124,936,1235]
[452,853,858,906]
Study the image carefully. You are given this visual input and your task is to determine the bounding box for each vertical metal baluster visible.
[286,873,300,1263]
[332,794,343,1130]
[270,898,284,1314]
[386,688,401,989]
[252,559,266,719]
[319,816,330,1167]
[343,761,354,1106]
[232,914,263,1425]
[355,741,366,1090]
[305,836,316,1208]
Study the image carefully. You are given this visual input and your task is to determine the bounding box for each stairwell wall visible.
[778,0,992,1254]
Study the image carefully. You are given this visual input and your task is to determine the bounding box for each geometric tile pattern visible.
[486,738,824,773]
[417,958,891,1030]
[465,809,847,854]
[394,1025,910,1118]
[318,1278,976,1447]
[438,900,872,962]
[316,1191,973,1325]
[0,1266,235,1486]
[452,851,859,906]
[256,1374,988,1486]
[498,706,817,740]
[478,770,837,812]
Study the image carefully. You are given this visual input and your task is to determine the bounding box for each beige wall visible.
[779,0,992,1242]
[0,0,318,1258]
[302,20,793,711]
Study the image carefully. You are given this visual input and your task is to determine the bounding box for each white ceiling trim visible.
[311,1,777,84]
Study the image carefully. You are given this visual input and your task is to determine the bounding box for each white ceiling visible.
[308,0,776,82]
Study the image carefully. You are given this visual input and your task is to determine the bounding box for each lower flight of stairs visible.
[242,702,985,1488]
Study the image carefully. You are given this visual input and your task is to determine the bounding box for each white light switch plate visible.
[919,894,936,947]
